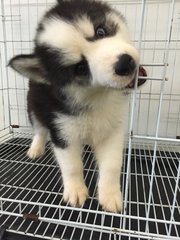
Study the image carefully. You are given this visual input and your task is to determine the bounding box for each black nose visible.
[115,54,136,76]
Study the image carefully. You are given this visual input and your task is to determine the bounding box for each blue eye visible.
[96,27,106,38]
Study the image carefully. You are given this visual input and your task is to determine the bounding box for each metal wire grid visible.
[129,0,180,141]
[0,133,179,239]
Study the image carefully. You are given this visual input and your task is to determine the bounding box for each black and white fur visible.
[9,0,142,212]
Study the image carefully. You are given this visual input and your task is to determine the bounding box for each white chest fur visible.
[54,88,129,146]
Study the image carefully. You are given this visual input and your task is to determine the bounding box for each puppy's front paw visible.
[63,182,88,207]
[27,145,45,159]
[98,187,123,213]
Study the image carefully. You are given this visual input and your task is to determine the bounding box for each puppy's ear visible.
[9,54,47,84]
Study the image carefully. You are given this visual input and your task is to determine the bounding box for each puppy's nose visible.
[115,54,136,76]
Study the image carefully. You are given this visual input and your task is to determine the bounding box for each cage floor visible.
[0,133,180,240]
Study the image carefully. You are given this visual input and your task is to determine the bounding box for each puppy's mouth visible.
[126,66,147,89]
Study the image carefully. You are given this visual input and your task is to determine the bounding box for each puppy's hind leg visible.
[27,116,48,160]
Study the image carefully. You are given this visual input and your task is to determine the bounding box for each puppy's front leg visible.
[95,131,124,212]
[54,143,88,207]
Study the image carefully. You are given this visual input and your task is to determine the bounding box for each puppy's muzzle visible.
[115,54,136,76]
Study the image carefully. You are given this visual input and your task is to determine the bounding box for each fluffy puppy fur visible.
[9,0,146,212]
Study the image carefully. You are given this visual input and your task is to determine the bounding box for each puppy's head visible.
[9,0,146,90]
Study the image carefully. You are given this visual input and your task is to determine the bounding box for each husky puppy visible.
[9,0,146,212]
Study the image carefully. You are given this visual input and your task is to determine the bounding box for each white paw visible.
[63,183,88,207]
[98,188,123,213]
[27,145,45,159]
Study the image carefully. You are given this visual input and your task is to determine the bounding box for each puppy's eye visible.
[96,27,106,38]
[75,60,89,76]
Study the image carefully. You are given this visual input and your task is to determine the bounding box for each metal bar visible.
[168,160,180,235]
[2,210,180,240]
[0,0,12,133]
[132,135,180,143]
[143,2,160,136]
[137,76,168,81]
[134,144,140,236]
[141,63,167,67]
[1,197,180,225]
[148,147,169,235]
[145,1,176,228]
[9,0,20,126]
[6,226,180,240]
[123,0,146,227]
[165,15,180,137]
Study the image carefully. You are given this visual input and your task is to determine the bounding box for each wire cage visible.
[0,0,180,239]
